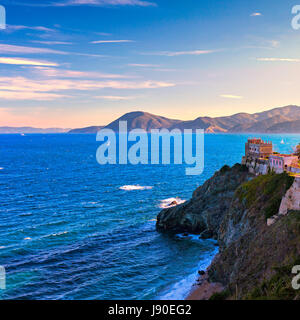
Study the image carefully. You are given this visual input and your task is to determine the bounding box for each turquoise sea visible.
[0,133,299,300]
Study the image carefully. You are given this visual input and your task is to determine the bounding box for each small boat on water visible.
[280,139,284,144]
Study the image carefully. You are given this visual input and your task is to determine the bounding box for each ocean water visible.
[0,133,299,300]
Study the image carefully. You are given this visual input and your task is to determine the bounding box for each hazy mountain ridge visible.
[0,127,70,134]
[105,111,181,132]
[2,105,300,134]
[68,126,104,134]
[100,105,300,133]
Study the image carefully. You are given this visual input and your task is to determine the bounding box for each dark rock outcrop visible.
[156,163,251,237]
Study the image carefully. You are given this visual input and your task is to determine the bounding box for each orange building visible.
[245,138,273,159]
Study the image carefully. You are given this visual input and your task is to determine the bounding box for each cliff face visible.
[156,164,252,237]
[156,166,300,300]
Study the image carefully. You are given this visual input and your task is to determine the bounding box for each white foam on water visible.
[119,185,153,191]
[159,197,186,209]
[45,231,69,238]
[0,167,3,170]
[157,239,219,300]
[19,212,33,217]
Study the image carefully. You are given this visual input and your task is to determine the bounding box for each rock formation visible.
[157,165,300,300]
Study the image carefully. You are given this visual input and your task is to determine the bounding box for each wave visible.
[157,245,219,300]
[0,167,3,170]
[119,185,153,191]
[159,197,186,209]
[81,201,104,208]
[44,231,69,238]
[19,212,33,217]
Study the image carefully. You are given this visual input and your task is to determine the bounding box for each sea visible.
[0,133,299,300]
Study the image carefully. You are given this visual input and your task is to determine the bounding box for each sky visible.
[0,0,300,128]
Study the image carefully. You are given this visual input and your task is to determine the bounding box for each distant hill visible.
[229,115,292,133]
[69,105,300,134]
[267,119,300,133]
[68,126,104,134]
[105,111,181,131]
[8,105,298,134]
[0,127,70,134]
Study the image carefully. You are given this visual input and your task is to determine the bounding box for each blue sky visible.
[0,0,300,127]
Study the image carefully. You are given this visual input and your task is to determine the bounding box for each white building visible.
[269,154,299,174]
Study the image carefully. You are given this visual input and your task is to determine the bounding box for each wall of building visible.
[243,156,269,175]
[267,177,300,226]
[278,177,300,216]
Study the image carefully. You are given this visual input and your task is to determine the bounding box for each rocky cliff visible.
[156,165,300,300]
[157,164,252,238]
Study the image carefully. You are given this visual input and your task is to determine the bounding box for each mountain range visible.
[68,105,300,134]
[0,127,70,134]
[2,105,300,134]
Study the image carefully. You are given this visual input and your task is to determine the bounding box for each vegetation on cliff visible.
[235,172,294,220]
[156,165,300,300]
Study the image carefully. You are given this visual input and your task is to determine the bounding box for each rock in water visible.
[156,164,251,237]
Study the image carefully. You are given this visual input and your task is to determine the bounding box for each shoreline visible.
[185,262,224,300]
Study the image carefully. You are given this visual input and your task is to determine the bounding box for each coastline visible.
[185,256,224,300]
[186,273,224,300]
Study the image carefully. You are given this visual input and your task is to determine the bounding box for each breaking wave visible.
[119,185,153,191]
[159,197,186,209]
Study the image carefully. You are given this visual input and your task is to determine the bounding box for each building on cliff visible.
[269,154,299,174]
[242,138,300,176]
[245,138,273,159]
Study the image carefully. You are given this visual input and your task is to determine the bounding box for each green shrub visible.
[264,198,282,220]
[235,172,295,220]
[209,289,230,300]
[247,258,300,300]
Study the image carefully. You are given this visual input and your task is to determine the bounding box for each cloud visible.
[269,40,279,48]
[55,0,156,7]
[8,0,157,7]
[31,40,73,45]
[127,63,176,72]
[30,66,135,79]
[0,91,68,100]
[5,25,55,32]
[0,44,67,55]
[0,57,59,66]
[148,50,217,57]
[257,58,300,62]
[91,40,134,44]
[250,12,262,17]
[128,63,160,67]
[0,76,175,101]
[0,43,106,58]
[95,95,137,100]
[220,94,243,99]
